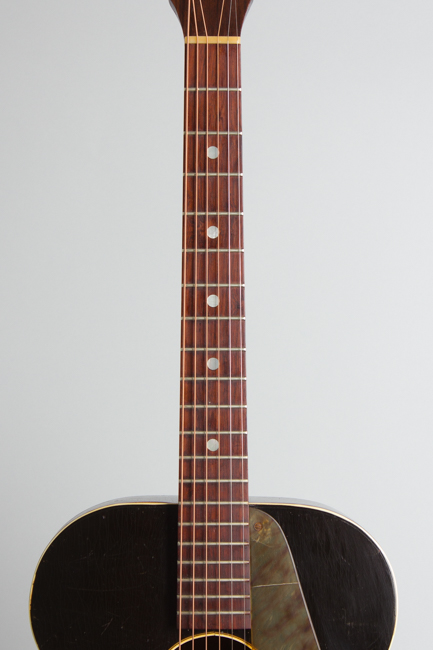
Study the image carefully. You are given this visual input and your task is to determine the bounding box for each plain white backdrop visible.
[1,1,432,648]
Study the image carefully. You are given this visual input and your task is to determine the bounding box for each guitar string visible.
[196,2,209,645]
[216,2,226,646]
[230,2,249,643]
[180,1,250,646]
[179,1,192,649]
[191,3,200,645]
[226,0,235,644]
[182,2,249,645]
[233,3,248,644]
[231,4,245,644]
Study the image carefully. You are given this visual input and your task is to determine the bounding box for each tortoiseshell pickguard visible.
[250,508,320,650]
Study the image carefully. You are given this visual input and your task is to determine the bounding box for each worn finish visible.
[30,500,396,650]
[250,508,320,650]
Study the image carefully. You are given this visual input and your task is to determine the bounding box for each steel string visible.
[179,3,193,650]
[233,4,249,643]
[216,3,227,646]
[191,4,200,647]
[196,3,210,646]
[226,0,235,644]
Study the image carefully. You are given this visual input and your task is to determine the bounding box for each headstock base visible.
[169,0,254,38]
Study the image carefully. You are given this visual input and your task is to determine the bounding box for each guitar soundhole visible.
[172,634,251,650]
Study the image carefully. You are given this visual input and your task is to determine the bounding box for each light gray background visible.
[1,1,432,648]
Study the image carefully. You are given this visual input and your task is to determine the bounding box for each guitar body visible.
[30,498,396,650]
[29,3,398,648]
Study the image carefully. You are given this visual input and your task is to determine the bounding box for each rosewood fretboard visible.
[178,40,250,632]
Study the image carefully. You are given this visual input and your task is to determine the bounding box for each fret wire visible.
[180,348,246,351]
[185,131,242,135]
[180,431,247,434]
[182,501,249,505]
[182,456,248,459]
[184,215,241,221]
[185,173,243,177]
[180,378,247,381]
[181,405,247,409]
[177,608,251,617]
[181,522,249,526]
[183,248,244,252]
[179,542,248,546]
[182,284,245,287]
[177,556,248,560]
[181,594,248,598]
[181,577,249,581]
[185,87,241,91]
[179,38,250,622]
[180,479,248,483]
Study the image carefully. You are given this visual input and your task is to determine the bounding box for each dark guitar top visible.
[30,499,396,650]
[29,2,397,648]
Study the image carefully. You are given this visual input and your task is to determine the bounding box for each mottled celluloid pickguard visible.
[250,508,320,650]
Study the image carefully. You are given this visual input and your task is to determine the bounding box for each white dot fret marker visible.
[207,146,219,159]
[207,358,219,370]
[207,439,219,452]
[207,294,219,308]
[207,226,219,239]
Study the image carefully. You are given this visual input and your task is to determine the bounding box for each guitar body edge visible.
[30,497,397,650]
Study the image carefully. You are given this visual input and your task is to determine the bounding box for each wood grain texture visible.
[179,39,248,629]
[186,44,241,89]
[30,500,397,649]
[169,0,254,37]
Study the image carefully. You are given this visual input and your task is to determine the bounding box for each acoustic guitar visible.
[29,2,397,648]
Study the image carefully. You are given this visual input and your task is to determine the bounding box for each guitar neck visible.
[178,40,250,631]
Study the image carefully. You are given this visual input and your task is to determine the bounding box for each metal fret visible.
[181,501,249,505]
[182,455,248,459]
[185,131,242,135]
[185,172,243,177]
[180,348,246,351]
[180,512,247,517]
[177,556,248,560]
[177,608,251,616]
[181,401,246,406]
[181,594,248,598]
[181,378,247,381]
[179,542,248,546]
[179,39,249,627]
[186,87,241,92]
[182,521,250,526]
[181,577,249,581]
[183,248,244,252]
[181,473,247,480]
